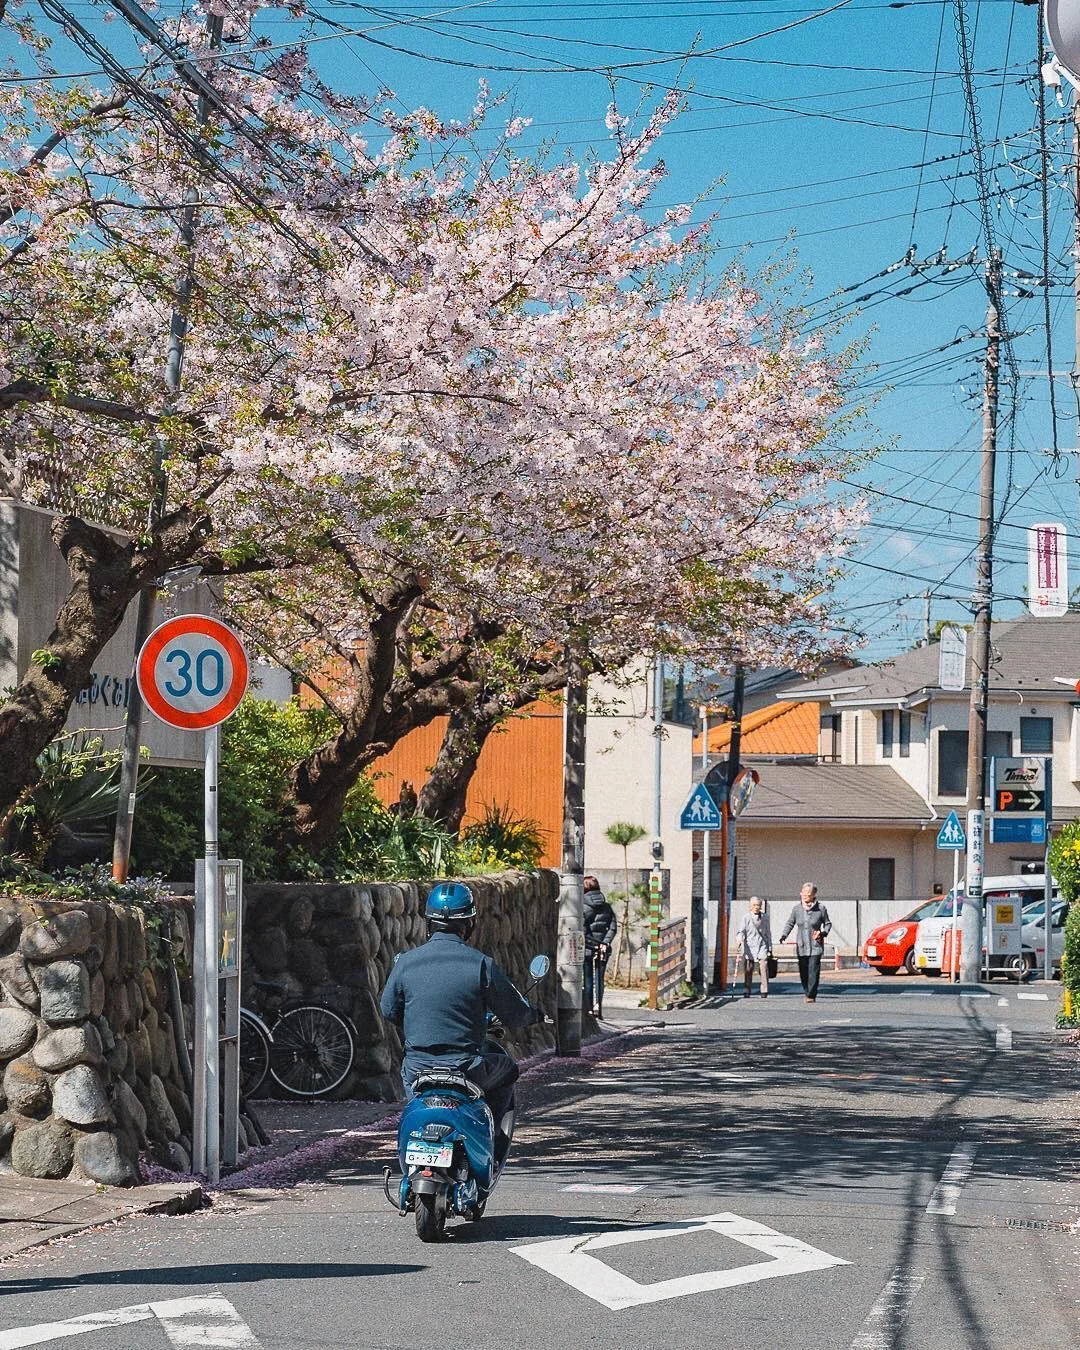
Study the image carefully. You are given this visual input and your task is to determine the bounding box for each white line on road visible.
[998,998,1009,1006]
[1016,991,1049,1001]
[0,1295,260,1349]
[510,1212,849,1310]
[900,991,934,997]
[996,1023,1013,1050]
[849,1269,927,1349]
[561,1183,645,1194]
[925,1142,978,1217]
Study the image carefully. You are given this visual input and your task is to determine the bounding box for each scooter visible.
[383,954,550,1242]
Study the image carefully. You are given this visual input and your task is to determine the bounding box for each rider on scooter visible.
[379,882,542,1166]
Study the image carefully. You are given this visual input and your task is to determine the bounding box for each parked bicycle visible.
[239,982,358,1099]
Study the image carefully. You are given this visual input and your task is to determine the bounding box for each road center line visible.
[925,1142,978,1217]
[849,1269,927,1349]
[1016,991,1049,1001]
[995,1023,1013,1051]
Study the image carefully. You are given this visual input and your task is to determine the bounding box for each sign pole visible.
[647,869,662,1009]
[1044,756,1054,984]
[202,724,221,1186]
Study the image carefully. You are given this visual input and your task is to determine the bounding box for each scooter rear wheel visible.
[415,1193,445,1242]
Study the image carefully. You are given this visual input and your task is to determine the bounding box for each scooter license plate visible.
[406,1145,454,1168]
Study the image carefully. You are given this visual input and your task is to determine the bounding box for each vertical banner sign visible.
[1027,523,1068,618]
[965,809,984,902]
[136,616,249,1185]
[938,625,968,692]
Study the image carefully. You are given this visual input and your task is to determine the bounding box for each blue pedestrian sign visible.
[936,811,966,851]
[680,782,722,830]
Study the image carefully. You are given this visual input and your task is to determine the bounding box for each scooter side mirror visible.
[528,954,551,980]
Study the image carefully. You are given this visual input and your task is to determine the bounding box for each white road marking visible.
[561,1183,644,1194]
[510,1211,849,1310]
[819,1018,853,1025]
[998,998,1009,1006]
[900,991,934,997]
[1016,991,1049,1001]
[925,1142,978,1217]
[849,1269,927,1349]
[996,1023,1013,1050]
[0,1296,259,1349]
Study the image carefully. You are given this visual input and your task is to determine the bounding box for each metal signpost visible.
[136,615,250,1184]
[680,783,722,988]
[936,811,966,982]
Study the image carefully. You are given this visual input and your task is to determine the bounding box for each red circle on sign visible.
[136,616,249,730]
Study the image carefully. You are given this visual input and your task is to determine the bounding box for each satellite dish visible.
[1046,0,1080,84]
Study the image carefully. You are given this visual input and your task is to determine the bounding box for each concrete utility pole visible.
[557,647,587,1056]
[961,248,1002,984]
[112,13,223,880]
[711,662,744,991]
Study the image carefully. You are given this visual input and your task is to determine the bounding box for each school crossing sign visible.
[936,811,966,851]
[680,782,722,830]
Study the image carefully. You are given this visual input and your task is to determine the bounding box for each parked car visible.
[912,874,1055,977]
[1013,901,1069,978]
[863,897,952,975]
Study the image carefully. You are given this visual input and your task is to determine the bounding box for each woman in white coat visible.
[736,896,772,998]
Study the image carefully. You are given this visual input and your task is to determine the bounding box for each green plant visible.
[461,803,546,871]
[5,734,140,866]
[1049,821,1080,903]
[30,648,61,672]
[604,820,647,982]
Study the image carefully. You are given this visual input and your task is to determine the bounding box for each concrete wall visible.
[583,668,693,923]
[242,871,560,1101]
[0,896,195,1185]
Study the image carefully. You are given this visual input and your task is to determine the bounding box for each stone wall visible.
[243,870,560,1099]
[0,897,193,1185]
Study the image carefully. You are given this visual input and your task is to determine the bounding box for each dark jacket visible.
[379,931,535,1059]
[779,901,832,956]
[584,892,617,949]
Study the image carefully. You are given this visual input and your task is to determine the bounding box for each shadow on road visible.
[0,1261,424,1297]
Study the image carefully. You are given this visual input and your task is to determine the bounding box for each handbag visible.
[766,952,778,980]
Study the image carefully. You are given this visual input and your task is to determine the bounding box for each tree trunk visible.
[416,703,499,832]
[0,507,210,820]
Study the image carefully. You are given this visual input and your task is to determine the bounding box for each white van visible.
[912,874,1056,976]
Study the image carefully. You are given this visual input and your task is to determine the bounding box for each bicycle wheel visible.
[239,1009,271,1099]
[268,1003,356,1098]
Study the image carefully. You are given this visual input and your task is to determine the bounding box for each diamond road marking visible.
[0,1295,260,1348]
[509,1212,849,1310]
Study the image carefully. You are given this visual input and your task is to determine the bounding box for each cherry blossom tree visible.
[0,0,862,846]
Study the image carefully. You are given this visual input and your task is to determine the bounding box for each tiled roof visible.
[693,701,819,758]
[740,763,935,823]
[783,613,1080,705]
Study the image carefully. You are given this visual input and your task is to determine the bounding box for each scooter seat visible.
[412,1069,484,1099]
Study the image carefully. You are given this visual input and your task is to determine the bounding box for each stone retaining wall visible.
[243,870,560,1100]
[0,898,193,1185]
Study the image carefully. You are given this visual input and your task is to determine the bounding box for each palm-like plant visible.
[604,821,647,982]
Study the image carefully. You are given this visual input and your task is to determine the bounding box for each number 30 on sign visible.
[137,616,249,730]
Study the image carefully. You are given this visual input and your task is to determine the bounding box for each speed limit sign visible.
[136,616,249,730]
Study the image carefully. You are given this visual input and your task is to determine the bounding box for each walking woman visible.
[735,896,772,998]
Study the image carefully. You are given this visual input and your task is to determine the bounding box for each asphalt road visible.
[2,976,1078,1350]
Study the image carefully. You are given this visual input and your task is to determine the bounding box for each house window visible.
[899,711,911,758]
[1020,716,1053,755]
[868,857,895,902]
[820,712,841,763]
[881,710,894,758]
[937,729,1012,796]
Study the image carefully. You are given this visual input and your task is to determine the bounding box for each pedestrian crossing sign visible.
[936,811,966,851]
[680,782,722,830]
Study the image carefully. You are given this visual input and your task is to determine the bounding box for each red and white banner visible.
[1027,522,1068,618]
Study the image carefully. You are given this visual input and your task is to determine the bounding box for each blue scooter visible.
[383,954,550,1242]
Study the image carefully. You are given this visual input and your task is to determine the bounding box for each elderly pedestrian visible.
[779,883,832,1002]
[735,896,773,998]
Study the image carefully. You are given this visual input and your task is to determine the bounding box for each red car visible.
[863,897,948,975]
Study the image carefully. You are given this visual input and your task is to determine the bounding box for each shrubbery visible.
[1048,821,1080,1025]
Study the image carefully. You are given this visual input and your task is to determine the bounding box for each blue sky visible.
[6,0,1079,664]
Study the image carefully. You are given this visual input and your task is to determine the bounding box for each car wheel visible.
[878,965,898,977]
[1006,951,1035,981]
[903,947,917,976]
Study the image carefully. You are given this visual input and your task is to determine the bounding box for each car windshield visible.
[931,890,963,917]
[909,898,948,922]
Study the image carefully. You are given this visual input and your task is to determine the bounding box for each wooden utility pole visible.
[557,646,587,1055]
[961,248,1001,984]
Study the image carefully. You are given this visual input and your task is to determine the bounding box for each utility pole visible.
[557,645,586,1055]
[922,591,932,646]
[1073,94,1080,428]
[961,248,1001,985]
[711,662,744,991]
[112,13,223,880]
